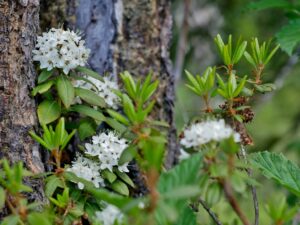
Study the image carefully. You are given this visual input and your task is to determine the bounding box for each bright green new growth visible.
[185,67,216,97]
[29,117,76,152]
[214,34,247,67]
[244,38,280,68]
[217,73,247,100]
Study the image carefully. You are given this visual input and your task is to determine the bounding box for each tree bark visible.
[0,0,45,202]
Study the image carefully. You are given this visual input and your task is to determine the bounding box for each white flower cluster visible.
[180,119,240,148]
[68,131,128,189]
[94,204,123,225]
[75,76,120,109]
[67,155,104,190]
[85,131,129,172]
[33,28,90,74]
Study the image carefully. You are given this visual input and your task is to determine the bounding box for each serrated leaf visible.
[57,75,75,108]
[37,100,61,125]
[251,151,300,196]
[276,19,300,55]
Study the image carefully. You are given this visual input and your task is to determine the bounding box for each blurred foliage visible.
[172,0,300,224]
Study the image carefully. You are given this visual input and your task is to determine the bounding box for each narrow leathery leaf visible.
[139,73,153,100]
[38,69,53,84]
[78,120,96,141]
[265,44,280,65]
[114,170,135,188]
[233,41,247,64]
[31,80,54,96]
[70,105,105,123]
[185,84,201,96]
[14,162,22,183]
[122,94,136,122]
[150,120,170,128]
[105,118,128,135]
[121,74,136,99]
[76,66,104,81]
[57,75,75,108]
[251,151,300,196]
[54,117,65,148]
[102,169,117,183]
[244,51,256,67]
[217,89,228,99]
[42,124,53,146]
[107,109,129,126]
[29,131,51,150]
[216,74,225,89]
[69,73,98,89]
[142,80,159,102]
[111,180,130,196]
[75,87,106,107]
[119,145,137,165]
[233,75,247,97]
[61,129,76,150]
[37,100,61,124]
[223,45,231,65]
[185,70,200,91]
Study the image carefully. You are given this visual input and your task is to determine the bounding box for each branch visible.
[197,198,223,225]
[222,180,251,225]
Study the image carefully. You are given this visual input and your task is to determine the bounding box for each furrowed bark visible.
[0,0,45,203]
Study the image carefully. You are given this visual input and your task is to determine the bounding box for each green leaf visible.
[0,187,5,209]
[251,151,300,196]
[114,169,135,188]
[37,100,61,125]
[78,119,96,141]
[57,75,75,108]
[111,180,130,196]
[107,109,129,126]
[119,145,137,165]
[247,0,292,11]
[38,69,53,84]
[175,206,197,225]
[75,87,106,108]
[28,213,52,225]
[163,185,200,200]
[276,19,300,55]
[29,131,51,150]
[158,153,203,194]
[102,169,117,183]
[76,66,104,82]
[70,105,105,123]
[0,215,19,225]
[32,80,54,96]
[45,175,65,197]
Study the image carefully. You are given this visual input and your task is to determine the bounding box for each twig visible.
[222,180,251,225]
[240,146,259,225]
[197,198,223,225]
[173,0,190,83]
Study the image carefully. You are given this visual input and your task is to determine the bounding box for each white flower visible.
[179,148,190,161]
[67,155,104,189]
[33,28,90,74]
[180,119,240,148]
[84,131,129,172]
[94,204,123,225]
[74,76,120,109]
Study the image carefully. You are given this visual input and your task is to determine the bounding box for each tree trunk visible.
[0,0,45,202]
